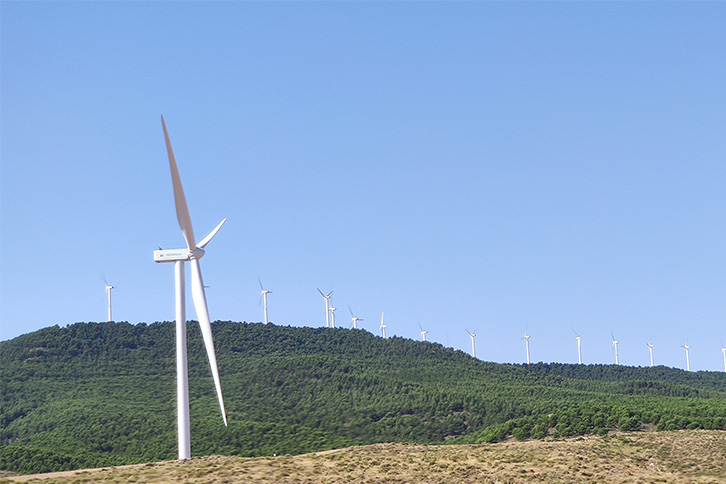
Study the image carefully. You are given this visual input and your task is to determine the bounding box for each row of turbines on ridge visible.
[101,278,726,374]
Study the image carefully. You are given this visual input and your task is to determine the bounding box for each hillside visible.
[1,321,726,474]
[2,431,725,483]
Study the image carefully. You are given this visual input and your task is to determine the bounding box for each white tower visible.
[380,312,387,339]
[721,346,726,373]
[317,288,333,328]
[682,343,691,371]
[348,307,362,329]
[259,280,271,325]
[572,329,582,365]
[329,306,336,329]
[523,332,531,364]
[612,333,619,365]
[468,330,476,358]
[105,282,114,322]
[647,342,654,367]
[421,328,428,342]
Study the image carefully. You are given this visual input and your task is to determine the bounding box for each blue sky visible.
[2,2,726,372]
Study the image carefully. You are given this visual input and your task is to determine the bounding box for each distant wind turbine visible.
[682,343,691,371]
[380,312,387,339]
[348,306,363,329]
[152,116,227,460]
[647,342,654,367]
[467,330,476,358]
[611,332,619,365]
[258,279,271,325]
[523,332,531,364]
[317,288,333,328]
[329,306,337,329]
[419,324,428,342]
[103,279,114,323]
[721,344,726,373]
[572,328,582,365]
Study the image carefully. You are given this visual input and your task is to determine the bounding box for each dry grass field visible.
[2,430,725,484]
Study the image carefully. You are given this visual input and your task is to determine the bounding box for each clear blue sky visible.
[2,2,725,372]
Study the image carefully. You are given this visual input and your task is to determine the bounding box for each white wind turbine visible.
[317,288,333,328]
[721,343,726,373]
[153,116,228,460]
[258,279,272,325]
[611,332,619,365]
[348,306,363,329]
[419,324,428,342]
[103,278,114,323]
[647,342,654,367]
[572,328,582,364]
[523,332,531,364]
[682,342,691,371]
[467,330,476,358]
[329,306,337,329]
[380,312,387,339]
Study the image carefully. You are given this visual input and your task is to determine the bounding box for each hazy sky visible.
[2,2,726,372]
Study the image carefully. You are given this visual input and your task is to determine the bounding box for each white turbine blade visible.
[189,258,228,426]
[161,116,196,252]
[197,218,226,249]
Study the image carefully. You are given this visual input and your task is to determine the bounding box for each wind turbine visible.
[419,324,428,342]
[721,344,726,373]
[348,306,363,329]
[258,279,271,325]
[611,332,619,365]
[572,328,582,364]
[467,330,476,358]
[153,116,228,460]
[329,306,337,329]
[380,312,387,339]
[647,342,654,367]
[317,288,333,328]
[682,342,691,371]
[103,279,114,323]
[523,332,531,364]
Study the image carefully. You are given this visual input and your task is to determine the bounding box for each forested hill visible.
[2,321,726,474]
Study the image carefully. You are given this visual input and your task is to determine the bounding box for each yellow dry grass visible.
[2,430,725,484]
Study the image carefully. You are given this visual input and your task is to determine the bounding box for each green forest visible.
[1,321,725,474]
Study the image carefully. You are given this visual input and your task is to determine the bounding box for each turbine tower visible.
[153,116,228,460]
[682,343,691,371]
[572,328,582,364]
[419,324,428,342]
[611,333,619,365]
[467,330,476,358]
[721,345,726,373]
[259,279,271,325]
[329,306,337,329]
[523,332,531,364]
[348,306,363,329]
[647,342,654,367]
[317,288,333,328]
[104,279,114,323]
[380,312,387,339]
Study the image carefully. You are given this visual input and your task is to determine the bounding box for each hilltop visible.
[1,321,725,474]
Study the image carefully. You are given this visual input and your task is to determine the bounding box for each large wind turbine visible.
[349,306,363,329]
[317,288,333,328]
[523,332,531,364]
[721,344,726,373]
[611,333,619,365]
[682,343,691,371]
[572,328,582,364]
[380,312,387,339]
[153,116,228,460]
[258,279,271,325]
[104,279,114,322]
[647,342,654,367]
[467,330,476,358]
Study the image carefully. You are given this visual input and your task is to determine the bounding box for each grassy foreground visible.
[1,430,724,484]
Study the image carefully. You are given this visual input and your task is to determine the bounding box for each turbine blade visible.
[189,258,228,426]
[161,116,196,252]
[197,218,226,249]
